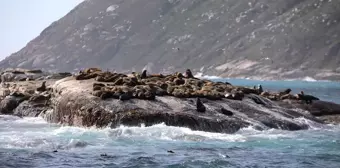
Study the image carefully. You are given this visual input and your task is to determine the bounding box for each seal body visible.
[196,98,206,113]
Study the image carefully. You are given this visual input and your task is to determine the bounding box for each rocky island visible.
[0,68,339,133]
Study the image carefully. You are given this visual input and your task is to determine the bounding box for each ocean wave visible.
[194,73,223,80]
[1,115,340,151]
[301,76,317,82]
[194,74,332,83]
[107,123,249,142]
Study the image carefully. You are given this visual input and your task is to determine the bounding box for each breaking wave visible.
[0,115,334,151]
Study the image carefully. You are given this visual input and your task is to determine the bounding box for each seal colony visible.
[75,68,318,104]
[0,67,340,133]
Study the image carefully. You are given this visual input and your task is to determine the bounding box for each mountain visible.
[1,0,340,80]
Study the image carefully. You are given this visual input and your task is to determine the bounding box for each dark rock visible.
[293,100,340,116]
[246,94,267,106]
[13,101,50,117]
[167,150,175,154]
[0,96,21,114]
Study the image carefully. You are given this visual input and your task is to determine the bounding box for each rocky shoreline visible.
[0,68,340,133]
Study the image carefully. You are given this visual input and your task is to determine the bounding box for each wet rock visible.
[246,94,267,105]
[295,100,340,116]
[13,101,50,117]
[0,96,21,114]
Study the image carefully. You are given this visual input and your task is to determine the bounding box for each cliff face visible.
[1,0,340,80]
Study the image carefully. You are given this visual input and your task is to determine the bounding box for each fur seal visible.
[258,84,263,94]
[100,91,113,100]
[196,98,206,113]
[174,78,185,85]
[297,91,319,104]
[185,69,194,78]
[36,81,47,92]
[167,150,175,153]
[279,88,291,95]
[220,108,233,116]
[141,70,147,79]
[225,90,244,101]
[119,93,132,101]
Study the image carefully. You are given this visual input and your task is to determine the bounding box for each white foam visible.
[293,117,331,130]
[106,5,119,12]
[194,73,223,80]
[301,76,317,82]
[106,123,247,142]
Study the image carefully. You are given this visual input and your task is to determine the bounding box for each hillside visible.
[1,0,340,80]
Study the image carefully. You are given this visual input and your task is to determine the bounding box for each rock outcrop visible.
[1,68,339,133]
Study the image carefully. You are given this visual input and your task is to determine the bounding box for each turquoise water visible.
[213,78,340,103]
[1,79,340,168]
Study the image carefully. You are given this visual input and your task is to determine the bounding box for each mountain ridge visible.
[1,0,340,80]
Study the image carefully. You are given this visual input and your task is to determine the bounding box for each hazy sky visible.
[0,0,83,59]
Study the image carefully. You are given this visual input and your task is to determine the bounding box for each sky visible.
[0,0,83,59]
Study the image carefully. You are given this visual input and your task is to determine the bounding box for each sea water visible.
[1,79,340,168]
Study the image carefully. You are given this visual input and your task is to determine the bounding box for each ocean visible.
[1,78,340,168]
